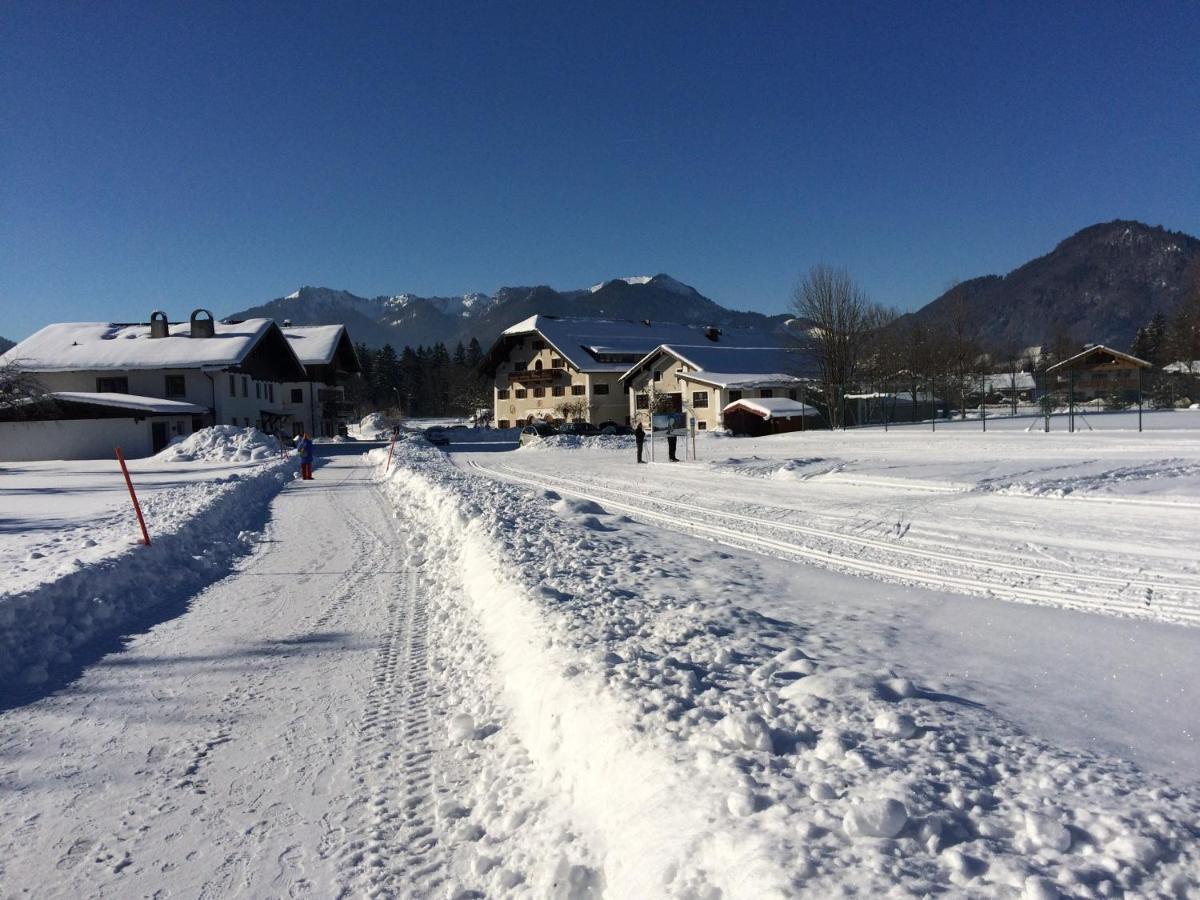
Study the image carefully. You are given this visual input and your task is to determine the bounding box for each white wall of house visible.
[0,418,157,461]
[279,380,348,437]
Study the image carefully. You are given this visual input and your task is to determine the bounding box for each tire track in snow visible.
[476,461,1200,625]
[331,492,444,898]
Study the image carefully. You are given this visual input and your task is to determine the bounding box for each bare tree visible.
[790,265,873,428]
[0,359,53,418]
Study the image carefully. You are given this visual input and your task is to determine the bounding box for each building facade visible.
[281,325,362,437]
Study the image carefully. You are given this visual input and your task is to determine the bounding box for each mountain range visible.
[225,220,1199,353]
[0,337,15,355]
[228,275,796,350]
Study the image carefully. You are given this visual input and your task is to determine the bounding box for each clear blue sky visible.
[3,1,1199,340]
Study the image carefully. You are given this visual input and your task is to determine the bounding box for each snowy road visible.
[0,457,449,897]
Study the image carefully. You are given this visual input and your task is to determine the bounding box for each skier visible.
[296,433,315,480]
[634,421,646,463]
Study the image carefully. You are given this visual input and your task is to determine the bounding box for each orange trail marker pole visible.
[115,447,151,546]
[385,435,397,471]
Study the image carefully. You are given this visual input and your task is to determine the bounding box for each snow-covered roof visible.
[722,397,819,420]
[50,392,209,415]
[495,316,759,373]
[1163,360,1200,374]
[1046,345,1151,372]
[659,344,814,388]
[282,324,348,366]
[982,372,1036,392]
[2,320,280,372]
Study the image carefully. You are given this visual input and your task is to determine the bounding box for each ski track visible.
[474,460,1200,625]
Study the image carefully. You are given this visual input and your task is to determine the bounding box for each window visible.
[653,370,662,382]
[571,384,585,396]
[551,356,564,368]
[698,421,707,430]
[532,339,545,351]
[255,382,262,399]
[515,389,527,399]
[535,360,543,371]
[242,376,249,397]
[229,374,236,397]
[593,383,610,395]
[636,393,649,410]
[759,389,773,398]
[165,375,186,398]
[497,389,510,400]
[96,376,129,393]
[291,388,303,403]
[692,391,709,408]
[728,390,742,402]
[268,384,275,402]
[533,387,545,398]
[498,419,510,429]
[552,386,565,397]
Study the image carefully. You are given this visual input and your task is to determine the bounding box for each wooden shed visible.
[722,397,821,436]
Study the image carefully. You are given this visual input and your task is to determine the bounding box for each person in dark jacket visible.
[667,420,679,462]
[634,422,646,463]
[296,433,315,480]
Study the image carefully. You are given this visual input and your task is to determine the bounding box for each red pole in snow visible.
[385,435,397,471]
[115,447,151,546]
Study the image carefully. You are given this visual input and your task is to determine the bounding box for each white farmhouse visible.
[280,324,362,438]
[619,343,818,432]
[0,309,307,460]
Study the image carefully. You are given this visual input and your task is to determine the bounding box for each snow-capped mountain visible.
[226,275,792,350]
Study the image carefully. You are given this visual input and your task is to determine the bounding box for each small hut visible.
[722,397,821,436]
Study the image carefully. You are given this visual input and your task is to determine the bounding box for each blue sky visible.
[2,1,1198,340]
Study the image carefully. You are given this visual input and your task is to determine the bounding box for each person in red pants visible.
[296,433,315,480]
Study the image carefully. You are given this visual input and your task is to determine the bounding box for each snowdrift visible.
[0,454,291,702]
[157,425,282,463]
[376,441,1200,898]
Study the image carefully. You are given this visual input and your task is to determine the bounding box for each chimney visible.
[704,326,722,342]
[189,308,216,338]
[283,319,292,328]
[149,310,169,339]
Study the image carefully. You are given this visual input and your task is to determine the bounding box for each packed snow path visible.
[0,457,449,897]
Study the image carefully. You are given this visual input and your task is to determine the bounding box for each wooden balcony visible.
[507,368,563,385]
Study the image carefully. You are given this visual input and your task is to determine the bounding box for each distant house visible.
[0,309,307,459]
[479,316,764,428]
[280,324,362,437]
[1045,345,1151,401]
[620,343,817,431]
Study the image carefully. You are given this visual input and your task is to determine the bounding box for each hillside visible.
[898,220,1200,351]
[227,275,795,350]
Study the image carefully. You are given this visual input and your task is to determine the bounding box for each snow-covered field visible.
[1,419,1198,897]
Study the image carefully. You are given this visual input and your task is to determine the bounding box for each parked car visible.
[597,421,634,435]
[425,427,450,446]
[560,420,600,436]
[519,423,558,446]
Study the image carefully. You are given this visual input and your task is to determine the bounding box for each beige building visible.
[620,343,816,431]
[481,316,740,428]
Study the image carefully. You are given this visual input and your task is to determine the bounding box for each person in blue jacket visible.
[296,433,315,480]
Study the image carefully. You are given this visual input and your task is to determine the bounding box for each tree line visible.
[792,264,1200,427]
[347,339,491,419]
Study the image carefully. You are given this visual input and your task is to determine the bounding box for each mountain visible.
[0,337,14,355]
[897,220,1200,352]
[227,274,796,350]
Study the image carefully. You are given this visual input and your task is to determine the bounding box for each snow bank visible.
[518,434,634,452]
[0,455,291,699]
[376,441,1200,897]
[156,425,282,463]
